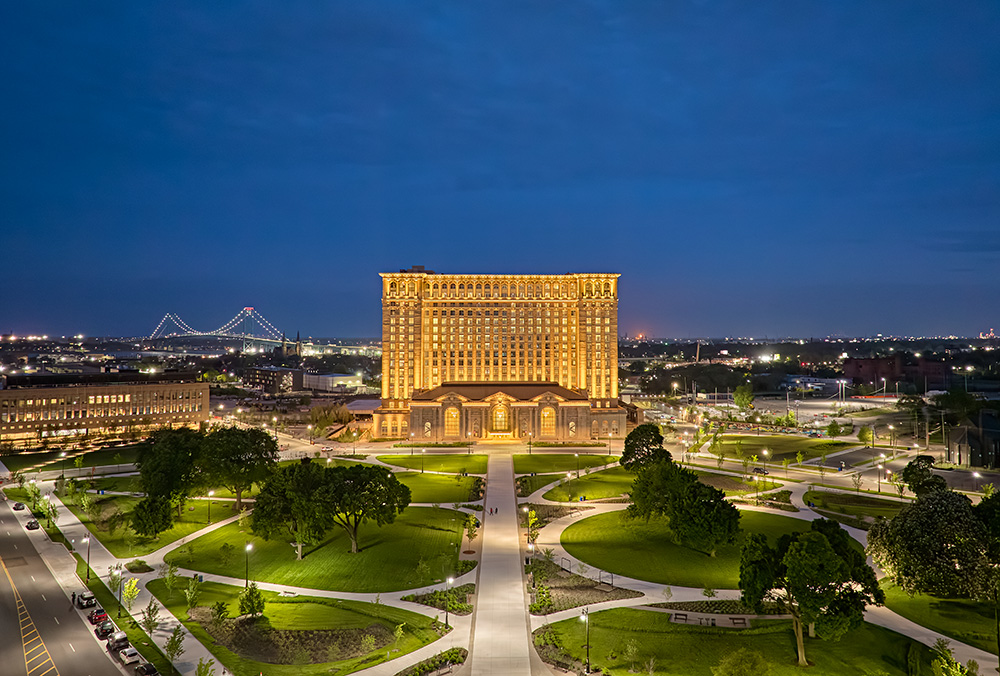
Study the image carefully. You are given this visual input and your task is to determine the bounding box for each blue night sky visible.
[2,2,999,339]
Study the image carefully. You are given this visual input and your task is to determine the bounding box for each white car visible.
[118,647,141,665]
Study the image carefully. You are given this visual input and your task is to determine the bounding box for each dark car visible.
[135,663,159,675]
[25,519,40,530]
[76,590,97,608]
[752,467,769,475]
[106,631,130,652]
[88,607,108,624]
[12,502,25,510]
[95,620,116,639]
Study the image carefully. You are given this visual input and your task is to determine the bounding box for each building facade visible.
[0,372,209,443]
[374,267,625,441]
[244,367,304,394]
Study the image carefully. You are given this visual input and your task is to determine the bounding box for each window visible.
[541,407,555,437]
[492,404,510,432]
[445,407,460,436]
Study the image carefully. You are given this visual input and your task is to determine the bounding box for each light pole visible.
[877,464,883,492]
[421,449,426,474]
[60,451,67,478]
[575,453,580,480]
[527,431,532,455]
[245,542,253,588]
[307,424,313,444]
[83,536,92,582]
[580,607,591,674]
[353,430,358,455]
[888,425,895,457]
[762,449,769,477]
[445,576,454,629]
[207,490,214,524]
[756,417,761,436]
[467,432,473,456]
[608,432,612,455]
[973,471,982,492]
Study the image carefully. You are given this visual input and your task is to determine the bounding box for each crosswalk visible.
[1,556,59,676]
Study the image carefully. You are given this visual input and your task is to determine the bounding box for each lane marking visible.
[53,617,59,625]
[68,644,75,653]
[1,555,60,676]
[30,575,34,581]
[40,594,46,601]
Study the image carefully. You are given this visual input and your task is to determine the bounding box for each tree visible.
[325,464,411,554]
[205,426,279,512]
[826,421,842,438]
[122,578,140,616]
[185,577,202,610]
[136,427,206,518]
[131,495,173,538]
[210,601,229,627]
[108,564,124,616]
[740,519,884,667]
[890,472,906,502]
[734,384,755,411]
[931,390,982,424]
[852,473,864,494]
[239,582,265,617]
[251,460,335,560]
[620,424,671,472]
[857,426,873,448]
[465,514,479,549]
[712,648,771,676]
[159,561,179,598]
[139,597,160,635]
[931,639,981,676]
[900,456,947,496]
[164,624,185,663]
[868,491,989,599]
[196,657,217,676]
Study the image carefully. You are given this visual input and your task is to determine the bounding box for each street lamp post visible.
[467,432,473,456]
[762,449,769,477]
[756,417,761,436]
[580,607,591,674]
[973,471,982,492]
[888,425,895,457]
[445,576,454,629]
[60,451,67,478]
[608,432,612,456]
[83,536,92,582]
[307,424,313,444]
[207,490,214,524]
[877,464,883,493]
[527,432,532,455]
[245,542,253,588]
[575,453,580,480]
[421,449,426,474]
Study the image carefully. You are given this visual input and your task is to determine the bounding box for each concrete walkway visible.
[469,454,533,675]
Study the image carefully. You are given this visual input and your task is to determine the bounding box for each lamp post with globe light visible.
[445,577,455,629]
[580,607,591,674]
[207,490,214,524]
[245,542,253,587]
[83,536,92,582]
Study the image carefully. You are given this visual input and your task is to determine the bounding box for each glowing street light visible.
[83,536,92,582]
[580,607,591,673]
[575,453,580,479]
[421,449,426,474]
[245,542,253,587]
[445,576,455,629]
[207,490,214,524]
[973,471,982,492]
[877,464,883,492]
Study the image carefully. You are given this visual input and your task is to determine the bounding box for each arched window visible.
[591,420,599,437]
[459,283,465,297]
[492,404,510,432]
[569,421,576,437]
[476,283,482,297]
[391,421,398,435]
[381,420,388,435]
[541,407,556,437]
[424,421,432,437]
[445,407,460,436]
[450,283,457,297]
[408,282,415,296]
[603,282,611,296]
[585,282,593,297]
[485,285,492,298]
[544,283,550,297]
[401,420,409,435]
[389,282,397,296]
[518,283,525,297]
[492,285,499,298]
[501,284,508,297]
[432,283,439,297]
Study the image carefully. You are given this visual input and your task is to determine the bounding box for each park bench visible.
[672,613,687,623]
[730,617,748,627]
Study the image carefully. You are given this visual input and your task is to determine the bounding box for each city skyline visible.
[3,2,999,338]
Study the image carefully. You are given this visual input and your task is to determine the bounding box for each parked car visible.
[88,607,108,624]
[106,631,130,652]
[95,620,117,639]
[135,663,159,675]
[118,647,141,665]
[25,519,40,530]
[12,502,25,510]
[76,591,97,608]
[752,467,769,475]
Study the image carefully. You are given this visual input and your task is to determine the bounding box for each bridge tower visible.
[242,307,257,352]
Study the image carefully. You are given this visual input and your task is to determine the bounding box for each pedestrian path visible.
[469,454,533,675]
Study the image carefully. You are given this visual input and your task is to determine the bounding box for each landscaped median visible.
[377,454,488,474]
[148,579,446,676]
[533,607,934,675]
[164,507,469,592]
[512,453,617,475]
[541,465,778,502]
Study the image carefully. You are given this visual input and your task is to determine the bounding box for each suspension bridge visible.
[148,307,286,349]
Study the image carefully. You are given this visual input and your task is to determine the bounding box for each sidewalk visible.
[469,454,533,675]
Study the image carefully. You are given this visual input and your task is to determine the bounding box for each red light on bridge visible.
[243,307,254,311]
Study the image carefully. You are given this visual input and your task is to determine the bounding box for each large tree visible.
[137,427,206,518]
[627,457,740,557]
[131,495,173,538]
[251,460,333,560]
[734,384,755,411]
[620,423,671,472]
[900,456,947,496]
[206,426,279,511]
[740,519,883,667]
[868,490,990,599]
[325,464,411,553]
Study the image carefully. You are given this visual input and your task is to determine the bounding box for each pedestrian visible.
[71,591,76,606]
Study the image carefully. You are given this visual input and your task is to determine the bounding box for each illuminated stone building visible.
[374,267,625,442]
[0,371,209,444]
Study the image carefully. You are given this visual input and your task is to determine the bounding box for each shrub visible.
[125,559,153,573]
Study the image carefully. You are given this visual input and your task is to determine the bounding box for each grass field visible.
[61,492,228,558]
[540,608,933,676]
[882,582,997,655]
[517,473,563,497]
[717,435,852,462]
[803,490,904,520]
[165,506,465,592]
[561,510,812,588]
[542,467,774,502]
[277,458,366,470]
[396,472,479,503]
[90,475,265,501]
[513,454,617,475]
[148,579,440,676]
[377,454,488,474]
[1,444,143,472]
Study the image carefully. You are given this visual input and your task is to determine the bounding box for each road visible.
[0,499,121,676]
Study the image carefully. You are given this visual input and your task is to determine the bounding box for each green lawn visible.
[377,454,488,474]
[561,510,813,588]
[517,473,565,497]
[165,506,465,592]
[540,608,933,675]
[717,435,852,462]
[277,458,367,470]
[148,579,441,676]
[90,475,264,501]
[882,582,997,655]
[803,490,904,520]
[542,467,773,502]
[396,472,479,503]
[62,492,229,558]
[513,454,617,475]
[1,444,142,472]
